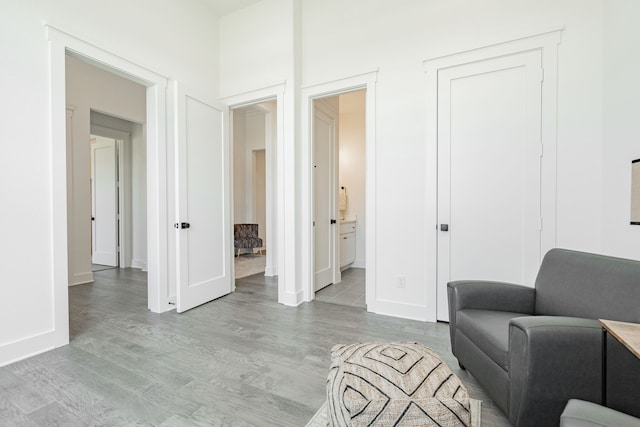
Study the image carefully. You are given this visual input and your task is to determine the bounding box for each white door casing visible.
[219,84,285,300]
[174,82,232,313]
[91,137,119,267]
[436,50,543,322]
[313,102,339,291]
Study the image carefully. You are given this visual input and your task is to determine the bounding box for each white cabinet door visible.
[174,82,232,313]
[340,233,356,268]
[437,50,543,321]
[91,138,118,267]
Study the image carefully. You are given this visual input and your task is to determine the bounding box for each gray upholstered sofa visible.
[447,248,640,427]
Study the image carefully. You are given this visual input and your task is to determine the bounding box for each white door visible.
[174,83,232,313]
[91,137,119,267]
[437,50,543,321]
[313,104,338,291]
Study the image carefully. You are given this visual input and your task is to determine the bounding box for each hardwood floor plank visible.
[0,397,40,427]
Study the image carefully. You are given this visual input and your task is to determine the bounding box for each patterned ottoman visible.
[327,342,471,426]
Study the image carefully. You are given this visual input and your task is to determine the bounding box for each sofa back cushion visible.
[535,248,640,322]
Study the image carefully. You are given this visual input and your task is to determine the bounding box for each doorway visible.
[231,101,278,282]
[313,90,367,308]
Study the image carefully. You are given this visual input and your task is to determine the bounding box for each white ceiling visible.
[201,0,263,16]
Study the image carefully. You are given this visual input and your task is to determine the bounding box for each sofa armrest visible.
[447,281,535,354]
[448,280,536,313]
[509,316,602,427]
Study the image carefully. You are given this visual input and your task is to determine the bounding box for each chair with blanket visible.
[233,223,263,257]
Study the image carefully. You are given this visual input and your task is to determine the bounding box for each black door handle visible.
[440,224,449,232]
[330,219,337,224]
[174,222,191,229]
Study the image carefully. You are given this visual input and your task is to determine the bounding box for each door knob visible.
[440,224,449,231]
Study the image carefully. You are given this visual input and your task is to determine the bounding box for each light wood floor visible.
[0,269,512,426]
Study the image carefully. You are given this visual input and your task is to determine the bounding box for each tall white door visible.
[91,137,119,267]
[174,83,232,313]
[437,50,543,321]
[313,104,338,291]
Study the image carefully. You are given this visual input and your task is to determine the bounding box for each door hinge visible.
[539,217,544,231]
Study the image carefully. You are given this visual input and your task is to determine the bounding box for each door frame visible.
[48,25,171,348]
[300,71,378,308]
[221,84,285,298]
[423,30,562,322]
[91,126,133,269]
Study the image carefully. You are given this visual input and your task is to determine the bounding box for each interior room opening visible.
[232,101,278,283]
[313,90,366,309]
[65,53,149,340]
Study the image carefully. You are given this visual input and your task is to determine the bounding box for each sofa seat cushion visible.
[456,309,528,370]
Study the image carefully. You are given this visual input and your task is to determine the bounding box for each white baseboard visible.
[131,259,147,270]
[0,330,62,368]
[279,289,304,306]
[69,271,93,286]
[352,258,366,269]
[368,299,434,322]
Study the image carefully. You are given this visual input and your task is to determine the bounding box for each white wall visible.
[602,0,640,260]
[219,0,296,97]
[338,91,366,268]
[0,0,220,366]
[220,0,614,320]
[66,55,146,284]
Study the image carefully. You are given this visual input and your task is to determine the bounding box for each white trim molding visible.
[300,70,378,313]
[0,330,58,368]
[69,271,94,287]
[423,30,562,322]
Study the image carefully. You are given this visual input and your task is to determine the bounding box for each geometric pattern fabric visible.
[328,342,471,426]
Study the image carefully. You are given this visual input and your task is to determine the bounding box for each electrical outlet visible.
[397,275,406,288]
